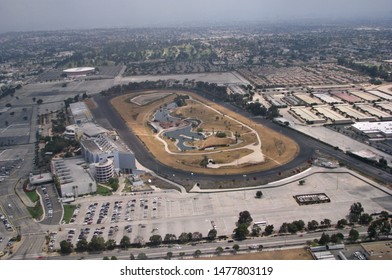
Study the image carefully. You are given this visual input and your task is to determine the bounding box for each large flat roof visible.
[63,67,95,73]
[352,121,392,136]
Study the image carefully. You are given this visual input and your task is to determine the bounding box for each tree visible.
[349,229,359,242]
[60,240,73,254]
[255,191,263,198]
[307,220,319,231]
[179,232,191,243]
[232,244,240,254]
[106,239,116,250]
[287,223,298,234]
[279,223,289,234]
[380,211,389,220]
[193,250,201,258]
[120,235,131,248]
[237,211,253,226]
[359,213,373,225]
[191,232,202,242]
[368,219,391,239]
[88,236,106,252]
[318,233,330,245]
[166,252,173,260]
[164,233,177,243]
[322,219,331,228]
[75,239,88,252]
[149,234,162,246]
[293,220,305,231]
[336,219,348,229]
[264,225,274,236]
[215,246,224,256]
[37,99,43,105]
[137,253,148,260]
[129,254,135,260]
[234,223,249,240]
[207,229,217,241]
[349,202,364,223]
[200,156,209,168]
[103,256,109,260]
[111,256,118,260]
[330,233,344,244]
[252,225,261,236]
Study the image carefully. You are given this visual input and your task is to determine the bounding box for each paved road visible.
[45,226,369,260]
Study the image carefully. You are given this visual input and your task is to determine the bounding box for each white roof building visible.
[352,121,392,138]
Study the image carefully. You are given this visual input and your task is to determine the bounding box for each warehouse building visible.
[351,121,392,139]
[51,157,96,197]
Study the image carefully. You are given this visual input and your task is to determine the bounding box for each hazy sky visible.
[1,0,391,32]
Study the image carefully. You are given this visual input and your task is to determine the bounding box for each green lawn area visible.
[63,204,76,224]
[27,201,43,220]
[96,185,112,196]
[25,189,39,203]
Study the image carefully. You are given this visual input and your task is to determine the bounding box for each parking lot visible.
[53,167,392,250]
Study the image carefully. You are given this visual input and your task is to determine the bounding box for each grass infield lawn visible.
[63,204,76,224]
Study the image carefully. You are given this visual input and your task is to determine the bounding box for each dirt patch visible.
[111,90,299,176]
[199,248,313,260]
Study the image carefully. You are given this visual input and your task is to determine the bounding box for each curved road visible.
[92,90,392,187]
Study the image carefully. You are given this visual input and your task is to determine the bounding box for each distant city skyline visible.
[1,0,391,32]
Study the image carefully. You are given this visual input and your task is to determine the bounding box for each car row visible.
[77,227,90,241]
[48,231,57,251]
[97,202,110,224]
[353,251,367,260]
[83,203,98,225]
[111,201,123,223]
[41,186,53,218]
[0,214,12,231]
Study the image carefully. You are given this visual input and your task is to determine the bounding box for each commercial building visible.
[81,134,136,176]
[349,90,380,102]
[334,105,376,122]
[69,102,93,124]
[313,106,352,124]
[294,93,323,106]
[29,173,53,186]
[290,107,326,124]
[368,90,392,101]
[314,93,343,105]
[51,157,96,197]
[376,102,392,113]
[351,121,392,139]
[63,67,95,77]
[91,158,115,183]
[64,123,108,140]
[354,104,392,121]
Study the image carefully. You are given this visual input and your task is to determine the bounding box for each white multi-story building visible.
[91,158,115,183]
[81,134,136,179]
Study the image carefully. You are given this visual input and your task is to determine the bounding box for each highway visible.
[45,226,369,260]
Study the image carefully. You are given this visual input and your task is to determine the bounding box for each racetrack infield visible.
[111,90,299,175]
